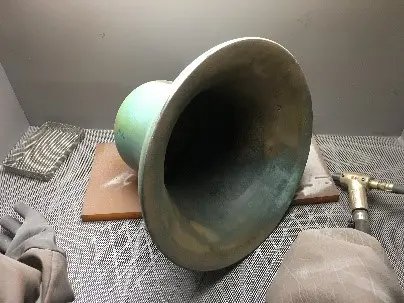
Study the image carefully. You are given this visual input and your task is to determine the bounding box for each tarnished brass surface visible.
[369,179,394,192]
[114,37,312,271]
[336,172,395,211]
[332,171,398,235]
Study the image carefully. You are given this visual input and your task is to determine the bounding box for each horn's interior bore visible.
[164,85,273,228]
[162,51,305,245]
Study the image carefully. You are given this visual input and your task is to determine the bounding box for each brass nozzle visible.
[332,172,397,212]
[333,172,371,234]
[333,172,394,192]
[333,171,402,235]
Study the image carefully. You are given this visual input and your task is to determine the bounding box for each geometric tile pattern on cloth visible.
[0,128,403,302]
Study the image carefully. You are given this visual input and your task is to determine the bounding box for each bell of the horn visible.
[114,37,312,271]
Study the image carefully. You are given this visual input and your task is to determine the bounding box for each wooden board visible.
[82,138,339,221]
[81,143,141,221]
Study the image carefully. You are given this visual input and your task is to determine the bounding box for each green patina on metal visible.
[114,37,312,271]
[114,81,171,169]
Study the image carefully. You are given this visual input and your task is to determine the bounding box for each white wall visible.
[0,63,28,160]
[0,0,403,135]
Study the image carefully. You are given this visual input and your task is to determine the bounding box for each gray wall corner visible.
[0,62,29,161]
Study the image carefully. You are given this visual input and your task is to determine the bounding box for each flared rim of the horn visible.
[138,37,312,271]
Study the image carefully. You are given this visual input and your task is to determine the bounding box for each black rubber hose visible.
[392,184,404,194]
[331,172,341,183]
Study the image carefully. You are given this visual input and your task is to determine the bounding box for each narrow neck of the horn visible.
[114,80,171,170]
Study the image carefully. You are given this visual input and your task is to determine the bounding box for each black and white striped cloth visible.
[2,122,84,181]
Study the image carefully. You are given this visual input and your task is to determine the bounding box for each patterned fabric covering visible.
[0,128,403,302]
[3,122,84,181]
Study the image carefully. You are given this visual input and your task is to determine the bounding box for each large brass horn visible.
[114,37,312,271]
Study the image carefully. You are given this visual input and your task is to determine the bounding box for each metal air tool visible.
[332,172,404,234]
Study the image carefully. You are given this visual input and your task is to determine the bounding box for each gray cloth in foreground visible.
[266,228,404,303]
[0,203,74,303]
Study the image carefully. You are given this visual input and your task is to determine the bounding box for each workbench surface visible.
[1,128,403,303]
